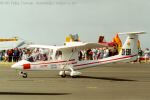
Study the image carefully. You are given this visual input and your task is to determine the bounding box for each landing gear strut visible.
[59,71,66,78]
[19,71,28,78]
[59,70,81,78]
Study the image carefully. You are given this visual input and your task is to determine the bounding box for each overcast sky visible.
[0,0,149,49]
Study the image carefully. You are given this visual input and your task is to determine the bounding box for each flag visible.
[138,40,140,49]
[112,33,122,47]
[66,36,71,42]
[112,33,122,52]
[98,36,104,43]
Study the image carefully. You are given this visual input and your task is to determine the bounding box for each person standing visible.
[144,48,150,63]
[7,49,13,62]
[137,48,143,63]
[13,48,20,62]
[103,47,109,58]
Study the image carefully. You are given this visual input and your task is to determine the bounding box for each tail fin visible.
[98,36,105,43]
[118,32,145,56]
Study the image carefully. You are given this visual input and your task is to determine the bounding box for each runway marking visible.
[86,86,98,89]
[8,80,34,82]
[82,71,150,73]
[0,70,14,72]
[0,92,71,95]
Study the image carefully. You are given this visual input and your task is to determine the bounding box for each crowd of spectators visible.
[0,48,31,62]
[137,48,150,63]
[0,47,149,63]
[0,47,50,63]
[79,47,150,63]
[78,47,118,61]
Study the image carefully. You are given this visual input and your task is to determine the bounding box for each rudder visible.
[119,32,145,56]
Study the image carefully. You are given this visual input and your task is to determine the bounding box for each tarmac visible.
[0,62,150,100]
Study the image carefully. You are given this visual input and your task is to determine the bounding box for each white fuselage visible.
[11,54,137,71]
[11,32,145,78]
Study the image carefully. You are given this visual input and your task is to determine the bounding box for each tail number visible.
[122,49,131,55]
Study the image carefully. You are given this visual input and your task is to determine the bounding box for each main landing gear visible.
[19,71,28,78]
[59,65,82,78]
[59,71,67,78]
[59,70,81,78]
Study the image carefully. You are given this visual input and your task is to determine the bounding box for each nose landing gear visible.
[19,71,28,78]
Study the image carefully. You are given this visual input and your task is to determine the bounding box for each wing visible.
[56,42,108,51]
[28,44,57,50]
[29,42,107,51]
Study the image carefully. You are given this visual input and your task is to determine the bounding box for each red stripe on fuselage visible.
[28,55,136,68]
[31,59,75,65]
[74,55,137,67]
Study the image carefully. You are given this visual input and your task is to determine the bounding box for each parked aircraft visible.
[0,37,26,50]
[11,32,145,78]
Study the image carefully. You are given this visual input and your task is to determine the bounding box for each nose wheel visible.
[19,71,28,78]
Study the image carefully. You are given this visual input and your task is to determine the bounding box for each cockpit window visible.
[26,48,50,62]
[55,51,62,60]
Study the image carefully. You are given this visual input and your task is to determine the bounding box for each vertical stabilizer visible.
[119,32,145,56]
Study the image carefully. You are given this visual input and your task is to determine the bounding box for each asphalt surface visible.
[0,63,150,100]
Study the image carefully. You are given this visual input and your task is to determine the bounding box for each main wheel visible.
[61,74,66,78]
[71,76,78,78]
[59,71,67,78]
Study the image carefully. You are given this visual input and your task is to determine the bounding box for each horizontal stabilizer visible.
[119,31,146,35]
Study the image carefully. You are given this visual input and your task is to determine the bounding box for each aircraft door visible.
[48,49,54,61]
[55,51,62,60]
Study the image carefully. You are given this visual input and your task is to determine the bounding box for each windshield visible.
[22,48,51,62]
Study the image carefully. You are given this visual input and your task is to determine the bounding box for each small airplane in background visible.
[11,32,145,78]
[0,37,26,50]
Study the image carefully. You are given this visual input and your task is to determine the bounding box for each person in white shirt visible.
[144,48,150,63]
[103,47,109,58]
[92,49,97,60]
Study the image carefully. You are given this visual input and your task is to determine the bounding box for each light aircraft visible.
[0,37,26,50]
[11,32,145,78]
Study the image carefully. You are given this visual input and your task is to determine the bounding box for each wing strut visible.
[62,48,76,71]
